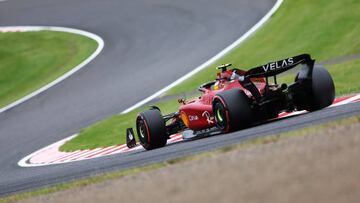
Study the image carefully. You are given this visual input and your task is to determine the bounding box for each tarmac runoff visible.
[18,93,360,167]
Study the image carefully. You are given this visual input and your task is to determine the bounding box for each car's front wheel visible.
[136,109,167,150]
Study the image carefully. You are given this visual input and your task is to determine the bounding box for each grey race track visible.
[1,0,359,196]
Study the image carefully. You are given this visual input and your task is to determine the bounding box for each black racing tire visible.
[306,65,335,111]
[136,109,167,150]
[212,89,252,133]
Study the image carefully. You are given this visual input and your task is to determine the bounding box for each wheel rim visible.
[139,121,146,138]
[214,101,228,130]
[137,118,148,144]
[216,107,224,122]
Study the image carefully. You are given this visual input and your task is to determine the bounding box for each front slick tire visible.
[212,89,252,133]
[136,109,167,150]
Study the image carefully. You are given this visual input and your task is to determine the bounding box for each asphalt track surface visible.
[0,0,359,197]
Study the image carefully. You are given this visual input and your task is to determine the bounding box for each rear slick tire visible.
[212,89,252,133]
[307,65,335,111]
[136,109,167,150]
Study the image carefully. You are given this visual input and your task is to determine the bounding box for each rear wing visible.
[239,54,315,101]
[245,54,314,78]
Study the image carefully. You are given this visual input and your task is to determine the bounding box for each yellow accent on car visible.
[181,111,189,128]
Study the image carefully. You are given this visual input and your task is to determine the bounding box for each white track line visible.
[331,94,360,107]
[85,145,123,159]
[0,26,104,114]
[121,0,284,114]
[18,134,78,167]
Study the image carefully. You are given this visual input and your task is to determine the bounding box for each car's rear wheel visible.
[136,109,167,150]
[212,89,252,133]
[296,65,335,111]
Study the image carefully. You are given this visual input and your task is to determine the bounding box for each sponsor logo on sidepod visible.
[202,111,214,124]
[262,58,294,72]
[188,115,199,121]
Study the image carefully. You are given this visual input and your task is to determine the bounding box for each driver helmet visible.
[213,81,220,90]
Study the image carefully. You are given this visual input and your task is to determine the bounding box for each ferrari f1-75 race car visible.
[126,54,335,150]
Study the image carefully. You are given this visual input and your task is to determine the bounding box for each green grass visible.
[167,0,360,95]
[60,0,360,152]
[0,31,98,108]
[328,59,360,95]
[3,115,360,203]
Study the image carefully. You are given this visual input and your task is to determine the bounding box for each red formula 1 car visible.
[126,54,335,150]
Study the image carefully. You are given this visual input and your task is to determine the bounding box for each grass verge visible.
[166,0,360,95]
[0,31,98,108]
[60,0,360,152]
[3,115,360,202]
